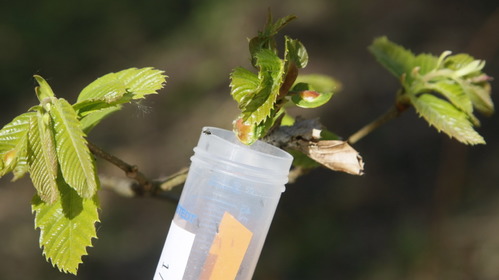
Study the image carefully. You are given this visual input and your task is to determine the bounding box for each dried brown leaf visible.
[299,140,364,175]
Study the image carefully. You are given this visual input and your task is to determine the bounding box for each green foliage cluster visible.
[230,14,338,144]
[369,37,493,144]
[0,13,494,277]
[0,68,166,274]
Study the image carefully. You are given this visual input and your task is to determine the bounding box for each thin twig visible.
[90,116,368,201]
[99,174,180,203]
[87,141,152,195]
[88,140,187,201]
[154,167,189,193]
[347,105,406,145]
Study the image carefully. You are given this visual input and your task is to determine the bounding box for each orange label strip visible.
[200,212,253,280]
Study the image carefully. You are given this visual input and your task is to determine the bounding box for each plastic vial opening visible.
[192,127,293,185]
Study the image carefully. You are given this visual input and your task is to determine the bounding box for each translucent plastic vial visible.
[153,127,293,280]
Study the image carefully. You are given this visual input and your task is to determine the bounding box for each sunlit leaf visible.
[371,37,493,144]
[368,36,416,79]
[12,154,29,181]
[113,67,166,99]
[267,14,297,36]
[444,53,475,70]
[253,108,281,139]
[284,36,308,69]
[444,54,494,115]
[28,111,59,204]
[75,67,166,133]
[410,94,485,145]
[249,14,296,65]
[0,112,33,179]
[73,98,130,118]
[73,97,129,134]
[241,49,285,125]
[289,74,337,109]
[79,106,122,134]
[233,108,282,145]
[32,180,99,275]
[453,59,485,78]
[34,75,55,102]
[230,67,259,108]
[233,116,256,145]
[77,77,127,104]
[77,67,166,102]
[294,74,341,94]
[290,81,334,108]
[49,98,98,198]
[423,79,473,115]
[412,54,438,76]
[463,81,494,116]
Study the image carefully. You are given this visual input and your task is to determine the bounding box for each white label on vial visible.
[153,220,195,280]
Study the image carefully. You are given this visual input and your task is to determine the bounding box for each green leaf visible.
[77,67,166,102]
[443,54,494,115]
[422,79,473,115]
[28,111,59,204]
[370,38,493,144]
[289,74,338,108]
[73,97,128,134]
[0,112,33,179]
[73,97,131,117]
[75,67,166,133]
[241,49,285,125]
[249,14,297,64]
[34,75,55,102]
[444,53,475,71]
[50,98,98,198]
[79,106,122,134]
[233,108,281,145]
[294,74,341,93]
[32,180,99,275]
[463,81,494,116]
[369,36,416,79]
[230,67,260,108]
[284,36,308,69]
[233,116,257,145]
[77,77,127,104]
[267,14,297,36]
[12,154,29,181]
[453,59,485,78]
[412,53,438,76]
[290,83,333,108]
[410,94,485,145]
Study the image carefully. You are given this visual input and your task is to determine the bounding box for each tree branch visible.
[99,174,181,202]
[87,141,152,194]
[347,103,408,145]
[89,117,365,202]
[88,141,188,201]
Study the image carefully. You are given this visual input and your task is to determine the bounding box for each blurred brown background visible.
[0,0,498,279]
